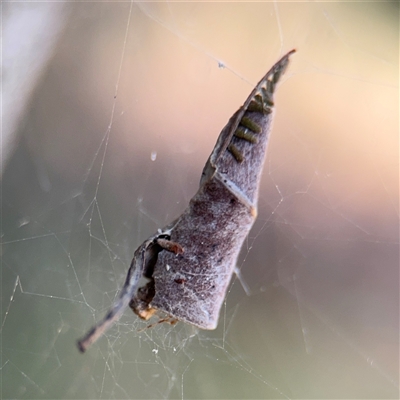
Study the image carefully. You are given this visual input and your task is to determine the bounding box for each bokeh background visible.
[2,2,398,399]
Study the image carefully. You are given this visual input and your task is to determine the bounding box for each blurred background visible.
[1,1,398,399]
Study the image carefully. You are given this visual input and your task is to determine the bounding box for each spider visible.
[77,50,295,352]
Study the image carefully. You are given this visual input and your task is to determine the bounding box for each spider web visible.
[1,1,399,399]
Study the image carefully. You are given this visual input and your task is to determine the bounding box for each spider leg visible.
[155,237,184,254]
[77,235,182,352]
[77,251,144,352]
[137,315,178,332]
[77,294,132,353]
